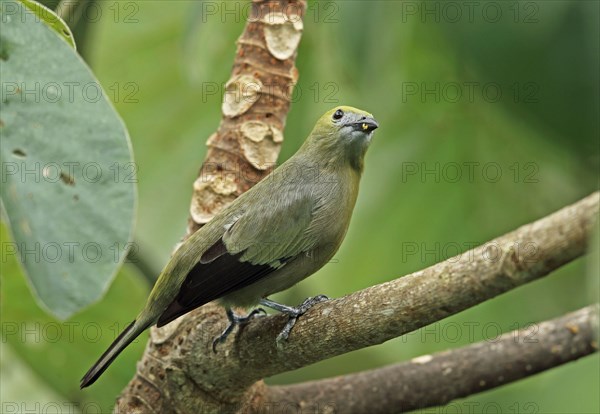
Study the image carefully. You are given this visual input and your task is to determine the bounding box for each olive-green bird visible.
[80,106,379,388]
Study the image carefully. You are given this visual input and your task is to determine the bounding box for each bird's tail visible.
[80,319,149,388]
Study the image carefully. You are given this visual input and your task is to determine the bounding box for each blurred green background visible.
[2,0,598,412]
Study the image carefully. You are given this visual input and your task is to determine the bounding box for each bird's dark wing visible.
[156,190,318,327]
[156,239,281,327]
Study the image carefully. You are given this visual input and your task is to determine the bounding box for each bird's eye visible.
[333,109,344,120]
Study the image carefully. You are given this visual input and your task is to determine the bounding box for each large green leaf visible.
[19,0,76,49]
[0,0,136,319]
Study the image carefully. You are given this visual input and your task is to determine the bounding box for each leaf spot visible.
[12,148,26,158]
[60,171,75,186]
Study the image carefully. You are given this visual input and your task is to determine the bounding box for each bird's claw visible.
[275,295,330,346]
[212,307,266,353]
[212,327,232,353]
[246,307,267,319]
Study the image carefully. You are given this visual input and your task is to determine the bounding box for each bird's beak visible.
[352,117,379,133]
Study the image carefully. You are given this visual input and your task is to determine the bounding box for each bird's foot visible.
[212,307,266,353]
[259,295,329,345]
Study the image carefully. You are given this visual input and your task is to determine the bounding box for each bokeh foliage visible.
[1,1,598,412]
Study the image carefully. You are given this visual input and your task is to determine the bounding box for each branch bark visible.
[184,0,304,238]
[116,186,598,413]
[265,304,599,413]
[218,192,598,385]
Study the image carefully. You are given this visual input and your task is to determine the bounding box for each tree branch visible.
[264,304,599,413]
[116,191,598,412]
[189,192,598,388]
[184,0,304,239]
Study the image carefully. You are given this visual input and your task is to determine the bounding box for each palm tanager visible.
[80,106,379,388]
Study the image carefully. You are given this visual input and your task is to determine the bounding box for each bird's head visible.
[302,106,379,172]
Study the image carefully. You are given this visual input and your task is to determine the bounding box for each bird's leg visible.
[259,295,329,344]
[212,307,266,352]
